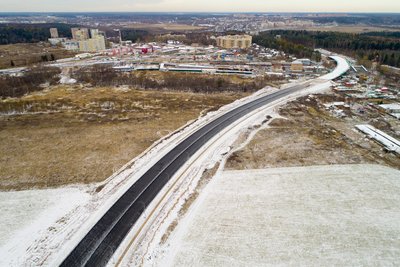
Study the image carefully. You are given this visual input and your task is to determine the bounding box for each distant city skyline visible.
[1,0,400,13]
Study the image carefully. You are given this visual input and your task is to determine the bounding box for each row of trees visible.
[72,65,281,93]
[0,66,60,98]
[254,30,400,68]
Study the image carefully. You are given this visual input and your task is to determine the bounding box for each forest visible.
[297,14,400,26]
[0,23,75,44]
[253,30,400,68]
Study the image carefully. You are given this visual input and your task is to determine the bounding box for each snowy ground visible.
[162,164,400,267]
[0,187,90,266]
[0,56,348,266]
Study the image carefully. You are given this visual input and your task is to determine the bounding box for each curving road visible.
[60,56,349,267]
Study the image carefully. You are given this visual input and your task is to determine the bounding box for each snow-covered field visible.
[0,187,90,266]
[0,56,349,266]
[162,164,400,266]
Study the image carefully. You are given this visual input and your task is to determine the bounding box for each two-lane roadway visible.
[60,56,349,267]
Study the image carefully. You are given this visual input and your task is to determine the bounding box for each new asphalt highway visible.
[60,56,349,267]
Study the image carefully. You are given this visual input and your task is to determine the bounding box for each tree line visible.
[253,30,400,68]
[0,66,60,98]
[297,14,400,26]
[71,65,281,93]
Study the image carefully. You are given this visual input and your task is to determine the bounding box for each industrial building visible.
[216,35,252,49]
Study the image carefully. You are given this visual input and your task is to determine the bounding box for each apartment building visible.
[216,35,252,49]
[49,28,59,38]
[71,28,90,41]
[78,35,106,52]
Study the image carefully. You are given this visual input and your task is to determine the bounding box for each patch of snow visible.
[59,75,77,84]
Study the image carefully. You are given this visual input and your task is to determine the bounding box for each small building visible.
[48,38,67,46]
[272,62,283,72]
[379,103,400,119]
[291,60,304,72]
[296,58,312,66]
[63,40,79,51]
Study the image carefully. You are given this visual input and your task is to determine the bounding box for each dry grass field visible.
[0,43,77,69]
[0,85,246,190]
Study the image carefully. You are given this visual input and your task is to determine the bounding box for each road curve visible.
[60,57,349,267]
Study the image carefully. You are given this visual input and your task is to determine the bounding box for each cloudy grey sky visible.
[1,0,399,12]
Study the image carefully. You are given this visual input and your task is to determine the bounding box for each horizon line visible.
[1,11,400,14]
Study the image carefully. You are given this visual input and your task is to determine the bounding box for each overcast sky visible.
[1,0,399,13]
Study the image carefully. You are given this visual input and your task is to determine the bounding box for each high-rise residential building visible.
[90,29,99,38]
[50,28,59,38]
[78,35,106,52]
[71,28,89,41]
[216,35,252,49]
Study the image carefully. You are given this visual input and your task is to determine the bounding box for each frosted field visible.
[164,164,400,266]
[0,187,90,266]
